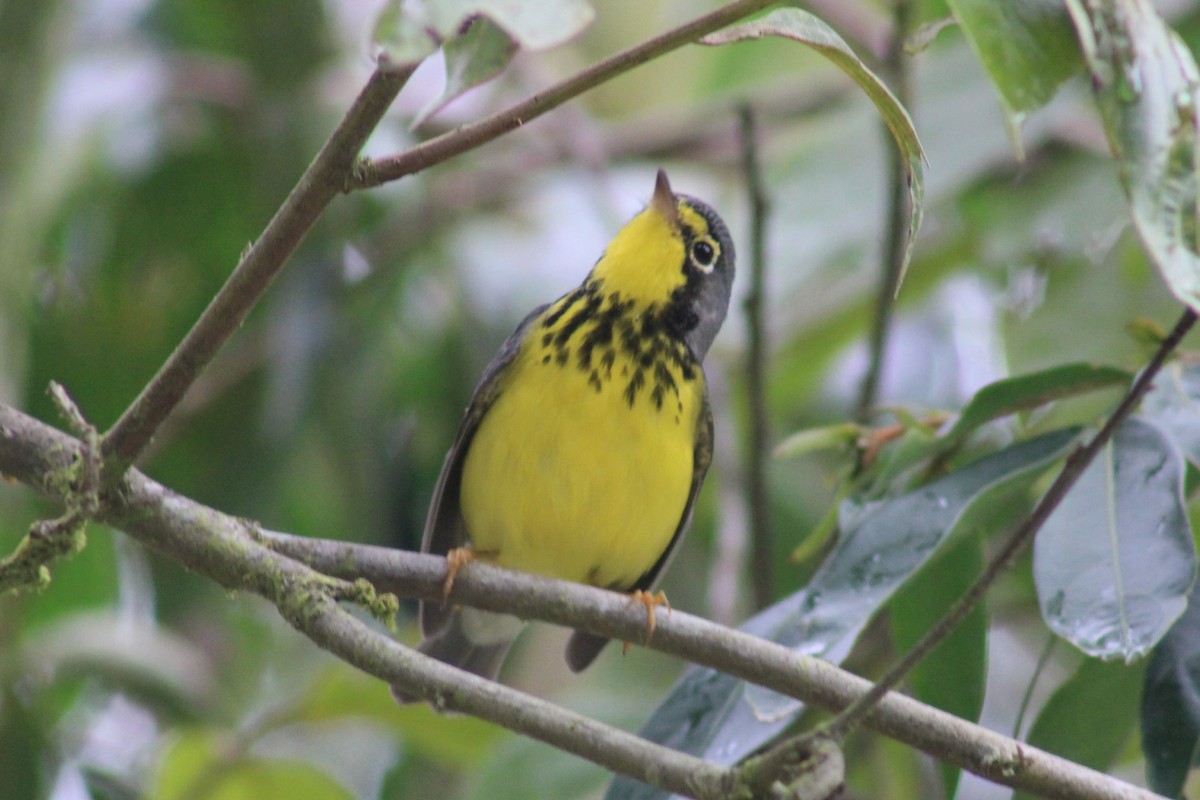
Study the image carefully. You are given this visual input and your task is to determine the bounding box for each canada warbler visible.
[400,170,734,696]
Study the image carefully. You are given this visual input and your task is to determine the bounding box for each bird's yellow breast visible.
[459,288,703,589]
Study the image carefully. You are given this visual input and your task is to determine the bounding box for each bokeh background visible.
[0,0,1192,798]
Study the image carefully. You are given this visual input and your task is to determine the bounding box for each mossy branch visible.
[0,382,99,595]
[0,402,1162,800]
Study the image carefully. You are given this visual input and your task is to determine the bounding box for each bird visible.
[396,169,734,700]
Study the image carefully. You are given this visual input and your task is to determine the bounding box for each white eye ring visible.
[690,239,717,273]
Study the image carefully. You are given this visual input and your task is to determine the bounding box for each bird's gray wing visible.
[418,305,547,638]
[564,388,715,672]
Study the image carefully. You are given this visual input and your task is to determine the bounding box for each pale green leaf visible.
[429,0,594,51]
[373,0,593,70]
[1066,0,1200,311]
[413,16,518,128]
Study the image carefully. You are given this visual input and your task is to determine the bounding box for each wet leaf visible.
[700,8,925,288]
[1066,0,1200,311]
[606,430,1079,800]
[1035,417,1196,660]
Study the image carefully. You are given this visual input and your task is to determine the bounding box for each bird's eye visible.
[690,239,717,272]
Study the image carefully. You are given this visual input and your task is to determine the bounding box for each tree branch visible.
[347,0,777,191]
[99,66,415,473]
[738,103,774,611]
[854,0,915,422]
[0,402,1162,800]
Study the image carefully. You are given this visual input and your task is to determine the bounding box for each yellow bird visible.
[402,170,734,693]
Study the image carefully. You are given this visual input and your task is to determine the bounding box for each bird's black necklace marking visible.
[536,279,699,418]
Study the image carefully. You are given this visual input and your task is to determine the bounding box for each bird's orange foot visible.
[441,547,477,601]
[629,589,670,645]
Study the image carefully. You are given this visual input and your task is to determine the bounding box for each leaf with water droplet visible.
[606,429,1079,800]
[1035,417,1196,660]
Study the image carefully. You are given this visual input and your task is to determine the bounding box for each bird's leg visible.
[440,547,497,601]
[626,589,671,649]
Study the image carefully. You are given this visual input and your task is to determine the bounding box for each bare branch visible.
[738,103,774,611]
[348,0,778,190]
[855,0,915,421]
[99,66,415,473]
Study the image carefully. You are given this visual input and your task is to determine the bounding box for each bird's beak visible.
[650,169,679,231]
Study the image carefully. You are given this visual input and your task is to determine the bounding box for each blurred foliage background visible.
[1,0,1196,798]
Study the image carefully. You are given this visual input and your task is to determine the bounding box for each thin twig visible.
[0,403,1162,800]
[738,103,774,611]
[822,306,1197,741]
[99,66,416,473]
[854,0,914,422]
[1013,634,1059,740]
[349,0,778,190]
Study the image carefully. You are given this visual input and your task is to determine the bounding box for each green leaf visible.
[153,729,353,800]
[773,422,862,458]
[412,16,519,128]
[1141,361,1200,467]
[1013,658,1144,800]
[1142,581,1200,798]
[890,534,987,799]
[945,0,1083,134]
[1065,0,1200,312]
[1035,417,1196,660]
[945,363,1132,442]
[606,430,1079,800]
[700,8,925,289]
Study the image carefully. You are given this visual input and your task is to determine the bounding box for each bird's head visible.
[590,170,735,360]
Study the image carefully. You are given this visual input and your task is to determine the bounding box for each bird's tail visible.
[392,610,521,704]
